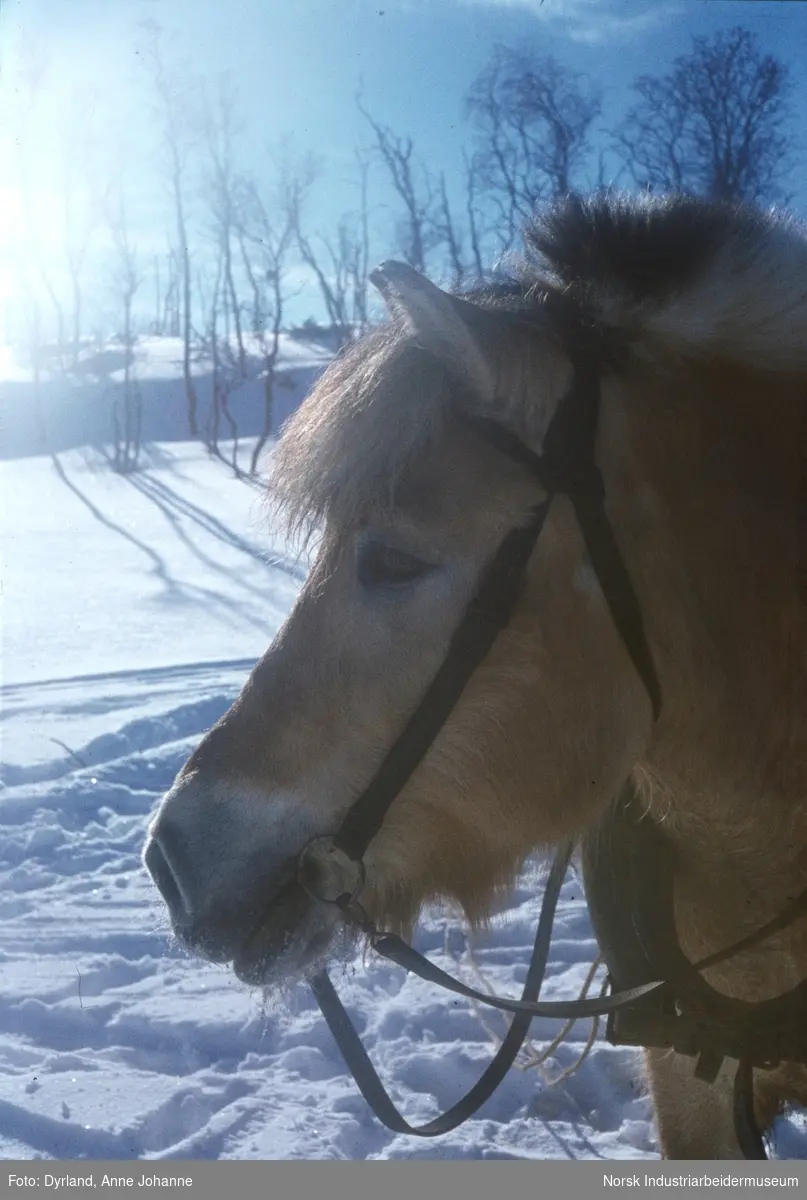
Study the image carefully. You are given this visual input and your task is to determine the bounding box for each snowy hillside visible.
[0,333,334,460]
[1,343,805,1159]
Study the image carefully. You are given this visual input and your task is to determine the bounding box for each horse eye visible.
[356,542,433,588]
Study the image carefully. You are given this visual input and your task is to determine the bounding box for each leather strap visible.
[733,1061,768,1159]
[333,357,661,861]
[311,845,571,1136]
[365,928,663,1020]
[311,845,667,1137]
[333,503,551,862]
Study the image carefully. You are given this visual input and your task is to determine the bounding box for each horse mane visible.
[515,192,807,371]
[269,192,807,549]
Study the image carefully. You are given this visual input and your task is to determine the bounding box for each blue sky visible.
[2,0,806,333]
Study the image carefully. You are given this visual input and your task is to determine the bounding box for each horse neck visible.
[597,363,807,978]
[602,359,807,812]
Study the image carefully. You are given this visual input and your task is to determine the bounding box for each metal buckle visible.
[297,836,366,907]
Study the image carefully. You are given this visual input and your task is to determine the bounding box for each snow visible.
[0,333,333,460]
[1,343,805,1160]
[1,444,300,691]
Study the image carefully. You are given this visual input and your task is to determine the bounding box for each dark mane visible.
[522,193,746,299]
[480,191,807,371]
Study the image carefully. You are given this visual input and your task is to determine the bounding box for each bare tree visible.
[105,186,143,473]
[140,23,201,436]
[614,27,794,204]
[275,140,375,342]
[65,203,92,372]
[462,150,487,281]
[14,71,107,374]
[36,261,67,372]
[19,292,47,449]
[348,148,372,334]
[233,170,296,476]
[197,250,241,475]
[285,153,360,343]
[465,46,602,250]
[200,73,247,380]
[162,246,182,336]
[356,94,442,274]
[13,55,66,372]
[60,86,106,373]
[436,172,465,289]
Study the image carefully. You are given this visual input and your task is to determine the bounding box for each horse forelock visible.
[266,312,556,551]
[266,324,461,550]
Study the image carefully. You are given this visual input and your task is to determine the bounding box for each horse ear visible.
[370,261,498,399]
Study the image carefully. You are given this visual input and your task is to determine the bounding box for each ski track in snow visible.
[1,441,805,1161]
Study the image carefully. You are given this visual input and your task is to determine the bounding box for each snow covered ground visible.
[1,372,805,1159]
[0,333,334,461]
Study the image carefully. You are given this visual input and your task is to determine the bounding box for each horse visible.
[144,192,807,1159]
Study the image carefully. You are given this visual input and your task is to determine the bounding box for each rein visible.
[293,342,800,1157]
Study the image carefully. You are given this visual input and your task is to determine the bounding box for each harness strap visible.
[583,786,807,1070]
[363,928,663,1020]
[335,354,660,862]
[563,472,662,723]
[333,504,551,863]
[313,840,805,1152]
[470,407,662,722]
[583,785,807,1160]
[733,1061,768,1160]
[311,845,570,1137]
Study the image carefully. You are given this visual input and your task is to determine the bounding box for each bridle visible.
[286,316,804,1158]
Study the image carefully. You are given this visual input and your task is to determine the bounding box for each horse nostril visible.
[144,836,191,925]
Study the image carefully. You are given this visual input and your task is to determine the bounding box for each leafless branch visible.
[613,27,794,204]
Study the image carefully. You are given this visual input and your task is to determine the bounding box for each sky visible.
[1,0,805,335]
